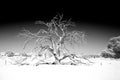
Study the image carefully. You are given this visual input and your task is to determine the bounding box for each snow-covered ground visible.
[0,54,120,80]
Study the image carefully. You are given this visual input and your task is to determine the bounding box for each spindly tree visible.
[18,14,86,65]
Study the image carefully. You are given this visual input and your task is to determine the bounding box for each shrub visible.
[5,51,15,57]
[107,36,120,58]
[101,51,115,58]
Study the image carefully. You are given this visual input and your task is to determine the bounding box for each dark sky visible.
[0,6,120,55]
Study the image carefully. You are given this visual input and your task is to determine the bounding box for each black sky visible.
[0,5,120,54]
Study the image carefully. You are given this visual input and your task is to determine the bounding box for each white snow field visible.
[0,54,120,80]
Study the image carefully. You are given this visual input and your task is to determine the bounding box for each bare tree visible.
[18,14,87,65]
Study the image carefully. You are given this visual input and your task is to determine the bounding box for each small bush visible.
[107,36,120,58]
[5,51,15,57]
[101,52,114,58]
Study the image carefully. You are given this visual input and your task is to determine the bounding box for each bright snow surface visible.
[0,57,120,80]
